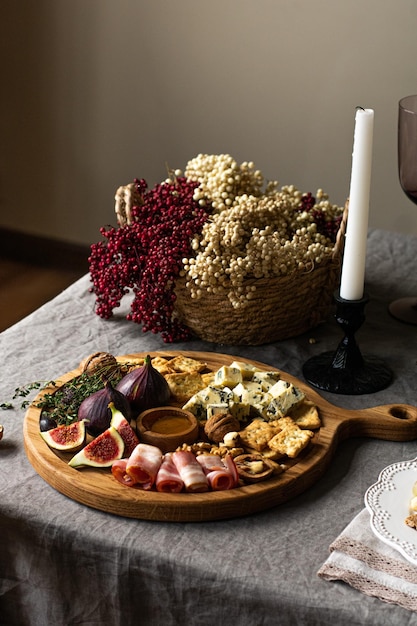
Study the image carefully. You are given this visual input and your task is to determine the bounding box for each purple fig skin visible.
[39,415,58,432]
[77,381,131,436]
[116,355,171,413]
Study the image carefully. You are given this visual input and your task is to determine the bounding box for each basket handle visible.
[114,183,142,227]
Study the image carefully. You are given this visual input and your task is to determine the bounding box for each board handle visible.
[322,403,417,443]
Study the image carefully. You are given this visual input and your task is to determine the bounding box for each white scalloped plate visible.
[365,458,417,565]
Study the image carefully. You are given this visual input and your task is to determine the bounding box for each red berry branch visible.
[88,176,211,342]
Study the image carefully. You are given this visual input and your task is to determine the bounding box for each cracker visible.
[151,357,176,374]
[169,355,207,373]
[268,425,314,458]
[164,371,205,403]
[201,372,215,386]
[240,418,279,452]
[289,401,321,430]
[244,445,284,461]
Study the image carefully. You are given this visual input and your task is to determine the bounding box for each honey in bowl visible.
[136,406,199,453]
[151,414,192,435]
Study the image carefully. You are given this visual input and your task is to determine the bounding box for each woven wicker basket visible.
[115,184,346,346]
[174,251,342,346]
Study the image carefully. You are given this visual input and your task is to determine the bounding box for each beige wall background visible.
[1,0,417,247]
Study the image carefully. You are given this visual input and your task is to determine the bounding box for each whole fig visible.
[77,380,131,436]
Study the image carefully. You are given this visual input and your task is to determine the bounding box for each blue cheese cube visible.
[183,386,234,420]
[229,360,258,380]
[233,382,267,413]
[214,365,243,388]
[252,371,281,391]
[228,400,251,421]
[206,403,229,419]
[266,381,305,418]
[199,385,234,406]
[252,402,272,419]
[182,394,207,420]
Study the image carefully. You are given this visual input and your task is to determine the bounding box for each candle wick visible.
[355,106,365,111]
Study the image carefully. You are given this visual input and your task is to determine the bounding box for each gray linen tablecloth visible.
[1,229,417,625]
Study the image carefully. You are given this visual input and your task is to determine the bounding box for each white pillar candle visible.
[339,107,374,301]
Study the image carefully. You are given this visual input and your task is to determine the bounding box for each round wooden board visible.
[23,351,417,522]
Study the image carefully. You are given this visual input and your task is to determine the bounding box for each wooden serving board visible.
[23,350,417,522]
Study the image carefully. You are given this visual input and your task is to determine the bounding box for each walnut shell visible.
[233,453,275,483]
[79,352,120,377]
[204,412,240,444]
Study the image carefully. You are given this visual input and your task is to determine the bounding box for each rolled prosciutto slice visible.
[196,454,239,491]
[111,459,137,487]
[126,443,163,490]
[155,453,184,493]
[171,450,209,493]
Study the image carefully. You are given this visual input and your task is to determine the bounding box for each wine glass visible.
[389,95,417,324]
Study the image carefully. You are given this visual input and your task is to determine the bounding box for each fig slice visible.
[68,426,124,468]
[40,420,86,452]
[109,403,139,457]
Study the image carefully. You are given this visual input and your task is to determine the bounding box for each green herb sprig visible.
[1,361,129,425]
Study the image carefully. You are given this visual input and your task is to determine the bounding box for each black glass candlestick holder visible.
[302,291,392,395]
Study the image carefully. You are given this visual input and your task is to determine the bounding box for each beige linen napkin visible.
[318,508,417,612]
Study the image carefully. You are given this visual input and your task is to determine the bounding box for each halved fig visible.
[68,426,124,468]
[233,453,275,483]
[40,420,86,452]
[109,403,139,457]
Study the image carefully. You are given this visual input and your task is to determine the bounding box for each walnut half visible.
[204,412,240,444]
[79,352,120,377]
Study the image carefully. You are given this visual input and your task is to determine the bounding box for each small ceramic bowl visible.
[136,406,199,453]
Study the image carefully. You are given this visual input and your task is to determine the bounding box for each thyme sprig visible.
[1,381,58,411]
[0,361,131,424]
[37,367,126,426]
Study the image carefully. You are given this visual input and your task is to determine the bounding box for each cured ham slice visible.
[111,459,137,487]
[155,453,184,493]
[223,453,239,486]
[126,443,163,490]
[171,450,209,493]
[196,454,239,491]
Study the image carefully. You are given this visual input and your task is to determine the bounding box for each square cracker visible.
[268,425,314,458]
[240,418,280,452]
[164,371,205,403]
[151,356,176,375]
[288,401,321,430]
[169,355,207,373]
